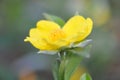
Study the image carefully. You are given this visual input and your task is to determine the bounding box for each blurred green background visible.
[0,0,120,80]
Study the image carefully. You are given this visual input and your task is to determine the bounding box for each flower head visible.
[24,15,93,50]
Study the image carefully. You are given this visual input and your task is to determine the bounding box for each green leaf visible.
[65,54,82,80]
[53,60,60,80]
[59,58,66,80]
[43,13,65,27]
[80,73,92,80]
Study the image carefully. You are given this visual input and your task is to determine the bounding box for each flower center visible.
[50,29,66,41]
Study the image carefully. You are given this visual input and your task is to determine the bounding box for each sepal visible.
[38,50,58,55]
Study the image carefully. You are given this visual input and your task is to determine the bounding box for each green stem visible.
[58,51,66,80]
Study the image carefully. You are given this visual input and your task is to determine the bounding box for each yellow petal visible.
[36,20,61,41]
[50,39,69,48]
[24,28,53,50]
[24,28,67,50]
[37,20,60,31]
[36,20,68,49]
[63,15,93,43]
[29,28,42,38]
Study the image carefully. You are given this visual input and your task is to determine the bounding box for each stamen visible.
[50,29,66,41]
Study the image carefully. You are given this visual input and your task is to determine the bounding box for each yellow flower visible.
[24,15,93,50]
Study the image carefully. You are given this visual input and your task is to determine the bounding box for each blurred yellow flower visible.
[24,15,93,50]
[70,66,86,80]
